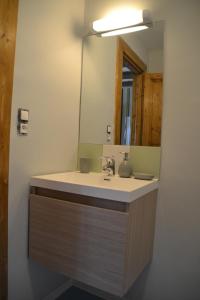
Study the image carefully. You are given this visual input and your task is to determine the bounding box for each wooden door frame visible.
[114,37,146,145]
[0,1,19,299]
[142,73,163,146]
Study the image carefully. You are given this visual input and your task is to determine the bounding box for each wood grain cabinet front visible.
[29,190,157,296]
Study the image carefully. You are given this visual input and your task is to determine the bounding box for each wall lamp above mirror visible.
[88,9,153,37]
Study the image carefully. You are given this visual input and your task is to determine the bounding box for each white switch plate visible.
[19,123,28,135]
[20,109,29,121]
[107,125,111,134]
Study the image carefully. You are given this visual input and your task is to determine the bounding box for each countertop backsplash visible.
[78,143,161,178]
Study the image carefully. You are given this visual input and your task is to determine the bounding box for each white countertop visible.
[30,172,159,203]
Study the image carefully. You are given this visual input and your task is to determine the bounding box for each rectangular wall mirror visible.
[79,22,164,146]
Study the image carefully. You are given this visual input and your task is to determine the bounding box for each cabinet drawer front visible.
[29,194,128,295]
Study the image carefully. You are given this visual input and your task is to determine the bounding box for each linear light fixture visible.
[90,9,152,37]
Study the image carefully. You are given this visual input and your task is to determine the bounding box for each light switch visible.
[19,109,29,121]
[107,125,111,134]
[106,125,112,142]
[17,108,29,135]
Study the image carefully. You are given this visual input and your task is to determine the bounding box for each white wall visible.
[148,49,163,72]
[8,0,84,299]
[83,1,200,300]
[142,1,200,299]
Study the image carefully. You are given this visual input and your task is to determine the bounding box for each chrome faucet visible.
[102,156,115,176]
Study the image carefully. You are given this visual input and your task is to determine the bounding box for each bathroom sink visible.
[29,171,158,296]
[31,171,159,202]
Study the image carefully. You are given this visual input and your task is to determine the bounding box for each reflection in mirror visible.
[121,59,135,145]
[121,58,143,145]
[115,37,146,145]
[79,23,164,146]
[115,37,163,146]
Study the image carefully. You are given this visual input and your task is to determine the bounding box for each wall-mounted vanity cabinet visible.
[28,172,158,297]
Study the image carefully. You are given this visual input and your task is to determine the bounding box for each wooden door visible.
[142,73,163,146]
[0,1,19,299]
[132,74,143,145]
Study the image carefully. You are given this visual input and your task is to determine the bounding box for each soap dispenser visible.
[118,152,133,178]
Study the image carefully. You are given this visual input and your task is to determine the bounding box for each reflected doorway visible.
[115,37,163,146]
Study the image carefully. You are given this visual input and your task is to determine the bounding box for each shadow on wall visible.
[28,259,66,299]
[71,19,86,38]
[124,266,151,300]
